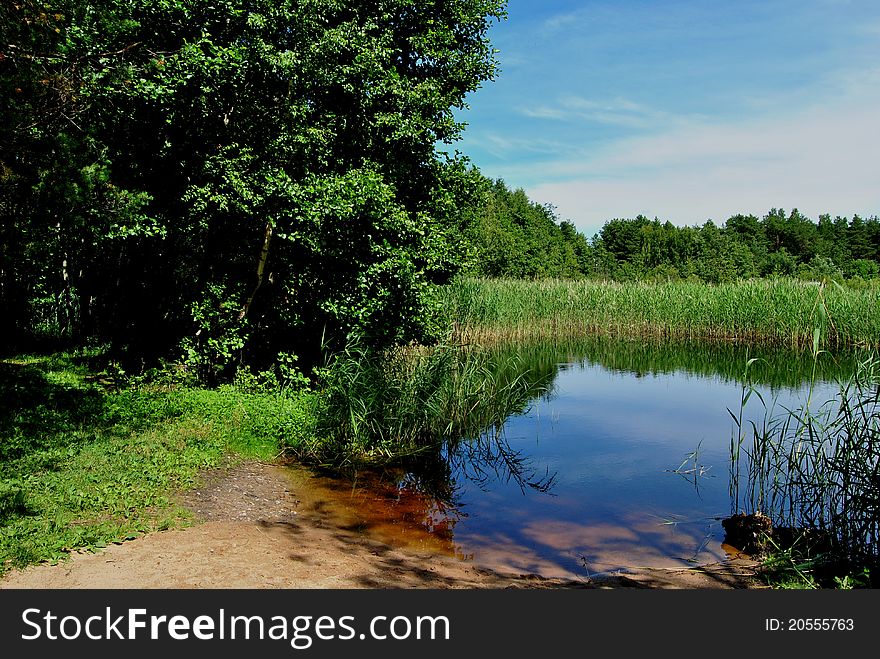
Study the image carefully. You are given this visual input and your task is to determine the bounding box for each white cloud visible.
[520,95,690,128]
[542,9,589,33]
[473,133,571,159]
[520,81,880,236]
[521,106,570,121]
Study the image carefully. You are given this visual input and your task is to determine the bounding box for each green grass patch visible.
[282,342,547,468]
[0,351,309,575]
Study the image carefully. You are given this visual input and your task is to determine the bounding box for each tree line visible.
[586,210,880,284]
[464,190,880,285]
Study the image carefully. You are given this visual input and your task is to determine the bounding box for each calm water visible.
[290,339,862,580]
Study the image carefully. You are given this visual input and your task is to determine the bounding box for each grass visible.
[284,341,554,471]
[443,277,880,348]
[0,350,307,575]
[728,352,880,588]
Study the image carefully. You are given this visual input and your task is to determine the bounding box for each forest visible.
[2,0,514,373]
[465,183,880,283]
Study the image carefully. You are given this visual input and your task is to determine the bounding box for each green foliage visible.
[797,256,843,282]
[3,0,508,372]
[180,282,250,381]
[0,480,31,524]
[462,178,586,279]
[459,202,880,287]
[585,209,880,285]
[847,258,879,280]
[275,352,312,391]
[285,340,552,468]
[762,247,797,277]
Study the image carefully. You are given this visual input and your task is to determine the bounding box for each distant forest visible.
[467,178,880,284]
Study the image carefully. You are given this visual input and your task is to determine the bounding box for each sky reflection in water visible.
[296,342,859,580]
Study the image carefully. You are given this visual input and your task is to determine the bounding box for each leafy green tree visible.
[2,1,151,344]
[559,220,594,275]
[3,0,508,374]
[463,178,584,279]
[695,224,756,283]
[847,215,875,262]
[586,209,878,284]
[597,216,653,269]
[760,208,818,262]
[724,214,768,263]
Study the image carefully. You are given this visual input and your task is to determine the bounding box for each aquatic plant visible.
[728,353,880,584]
[286,339,554,469]
[443,277,880,348]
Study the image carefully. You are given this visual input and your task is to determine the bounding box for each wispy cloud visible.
[520,106,569,121]
[520,96,698,129]
[524,94,880,235]
[542,10,589,33]
[473,133,572,159]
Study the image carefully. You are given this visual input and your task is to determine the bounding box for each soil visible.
[0,460,763,590]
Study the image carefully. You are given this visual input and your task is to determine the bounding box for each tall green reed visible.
[444,277,880,348]
[287,339,553,469]
[728,351,880,571]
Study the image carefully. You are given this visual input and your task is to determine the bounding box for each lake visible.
[286,338,862,580]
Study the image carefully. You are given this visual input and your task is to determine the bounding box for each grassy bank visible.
[0,351,309,575]
[0,345,555,575]
[443,277,880,348]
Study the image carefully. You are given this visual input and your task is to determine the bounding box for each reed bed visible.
[729,354,880,577]
[288,341,554,468]
[443,278,880,348]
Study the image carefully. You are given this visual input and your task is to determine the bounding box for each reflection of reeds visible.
[444,278,880,348]
[729,354,880,572]
[467,333,861,391]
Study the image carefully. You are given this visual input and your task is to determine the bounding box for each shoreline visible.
[0,460,763,590]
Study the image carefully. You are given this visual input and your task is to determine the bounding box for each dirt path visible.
[0,460,762,589]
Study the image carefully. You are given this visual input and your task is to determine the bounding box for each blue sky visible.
[455,0,880,238]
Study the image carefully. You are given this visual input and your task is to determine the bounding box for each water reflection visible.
[292,338,866,579]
